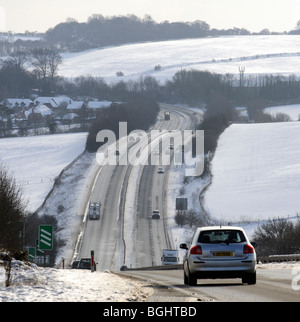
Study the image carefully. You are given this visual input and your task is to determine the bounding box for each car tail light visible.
[190,245,202,255]
[243,244,254,254]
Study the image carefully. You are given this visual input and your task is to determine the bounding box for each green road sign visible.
[38,225,53,250]
[27,247,36,262]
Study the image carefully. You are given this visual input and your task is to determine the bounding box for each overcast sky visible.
[0,0,300,33]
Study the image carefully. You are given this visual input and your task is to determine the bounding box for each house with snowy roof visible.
[87,100,112,110]
[67,101,85,111]
[86,100,112,118]
[25,104,53,125]
[34,96,73,109]
[1,98,33,110]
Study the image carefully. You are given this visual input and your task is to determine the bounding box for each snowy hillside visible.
[60,35,300,83]
[0,133,87,212]
[203,122,300,223]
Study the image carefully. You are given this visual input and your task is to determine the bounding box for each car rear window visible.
[198,229,246,244]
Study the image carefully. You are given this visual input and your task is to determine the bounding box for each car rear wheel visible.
[184,262,197,286]
[242,272,256,285]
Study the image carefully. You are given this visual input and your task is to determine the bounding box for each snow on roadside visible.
[258,262,300,270]
[37,151,101,265]
[0,261,153,302]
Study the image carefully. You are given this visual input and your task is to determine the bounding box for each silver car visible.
[180,226,256,285]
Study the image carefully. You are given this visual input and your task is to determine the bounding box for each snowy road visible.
[120,264,300,302]
[76,104,198,271]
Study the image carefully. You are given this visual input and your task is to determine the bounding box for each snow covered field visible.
[60,35,300,83]
[0,133,87,212]
[265,104,300,121]
[203,121,300,223]
[0,260,152,302]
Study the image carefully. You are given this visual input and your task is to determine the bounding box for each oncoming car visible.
[180,226,257,285]
[151,210,160,219]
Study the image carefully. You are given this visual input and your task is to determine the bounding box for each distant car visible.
[78,258,92,270]
[180,226,257,286]
[157,167,164,174]
[77,258,97,270]
[71,260,79,269]
[115,150,120,156]
[152,210,160,219]
[89,201,100,220]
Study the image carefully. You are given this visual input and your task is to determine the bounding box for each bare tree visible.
[0,162,28,286]
[48,50,62,91]
[30,48,62,94]
[0,162,26,251]
[10,51,29,69]
[253,218,297,256]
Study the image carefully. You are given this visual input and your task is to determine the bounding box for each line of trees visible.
[45,15,211,52]
[44,14,300,52]
[85,95,160,152]
[57,70,300,114]
[3,14,300,56]
[0,48,62,98]
[253,218,300,256]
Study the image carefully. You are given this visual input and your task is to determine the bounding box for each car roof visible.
[197,226,244,232]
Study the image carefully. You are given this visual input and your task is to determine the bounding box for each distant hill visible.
[0,14,294,55]
[44,14,293,52]
[44,15,212,52]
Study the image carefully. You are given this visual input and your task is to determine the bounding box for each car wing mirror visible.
[251,242,257,248]
[180,243,188,250]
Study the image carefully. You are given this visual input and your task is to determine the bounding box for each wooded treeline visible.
[43,14,300,52]
[85,95,160,152]
[3,14,298,55]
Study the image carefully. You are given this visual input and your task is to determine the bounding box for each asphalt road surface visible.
[119,266,300,302]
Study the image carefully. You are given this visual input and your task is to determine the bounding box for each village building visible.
[33,96,73,110]
[25,104,53,126]
[1,98,34,111]
[87,100,112,110]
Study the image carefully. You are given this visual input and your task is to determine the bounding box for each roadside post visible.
[91,250,94,272]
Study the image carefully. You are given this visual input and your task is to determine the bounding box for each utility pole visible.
[239,66,245,104]
[239,66,245,88]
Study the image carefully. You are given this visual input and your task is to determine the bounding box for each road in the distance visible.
[132,105,198,268]
[78,105,195,271]
[119,266,300,302]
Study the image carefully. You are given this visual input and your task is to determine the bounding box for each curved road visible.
[77,104,196,271]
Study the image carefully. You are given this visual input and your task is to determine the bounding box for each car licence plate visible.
[213,251,233,256]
